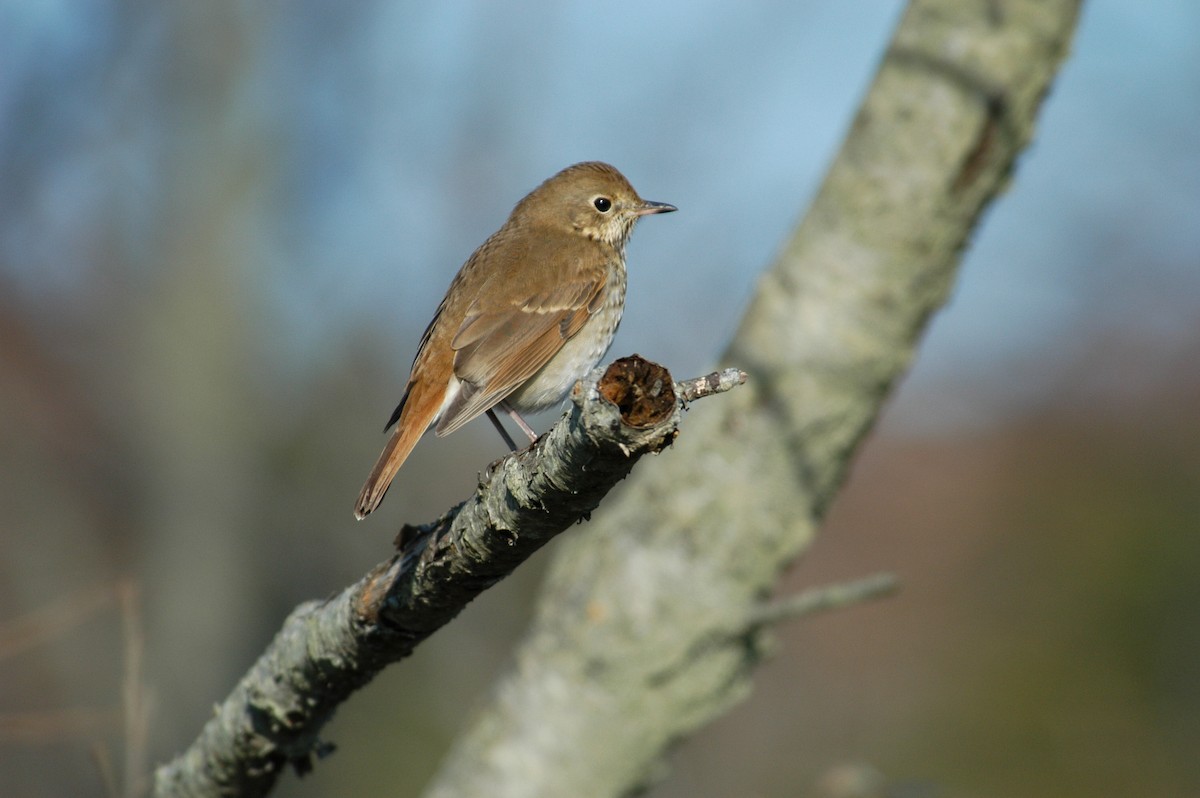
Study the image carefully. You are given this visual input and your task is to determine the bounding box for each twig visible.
[118,580,151,798]
[92,743,120,798]
[677,368,748,405]
[645,573,899,688]
[745,573,899,629]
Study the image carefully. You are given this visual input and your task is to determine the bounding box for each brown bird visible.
[354,161,675,519]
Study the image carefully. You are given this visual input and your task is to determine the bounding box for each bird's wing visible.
[433,275,605,436]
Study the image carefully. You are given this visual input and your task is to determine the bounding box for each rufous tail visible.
[354,382,444,519]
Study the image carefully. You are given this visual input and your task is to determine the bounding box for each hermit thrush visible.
[354,162,675,518]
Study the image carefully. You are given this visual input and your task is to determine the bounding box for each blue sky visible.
[2,1,1197,430]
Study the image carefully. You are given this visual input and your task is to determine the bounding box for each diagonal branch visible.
[152,357,744,798]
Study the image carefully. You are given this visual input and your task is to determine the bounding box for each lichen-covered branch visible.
[421,2,1086,797]
[153,357,743,798]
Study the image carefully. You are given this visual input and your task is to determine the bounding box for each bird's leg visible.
[500,401,539,443]
[484,403,537,452]
[486,408,521,452]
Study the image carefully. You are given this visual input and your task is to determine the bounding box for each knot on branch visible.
[597,355,676,428]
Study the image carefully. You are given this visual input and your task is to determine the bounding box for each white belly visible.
[505,272,626,412]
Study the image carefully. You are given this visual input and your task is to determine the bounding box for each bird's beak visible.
[636,200,677,216]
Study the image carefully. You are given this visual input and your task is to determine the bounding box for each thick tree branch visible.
[153,357,743,798]
[422,2,1086,796]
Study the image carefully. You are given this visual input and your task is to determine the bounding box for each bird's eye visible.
[593,196,612,213]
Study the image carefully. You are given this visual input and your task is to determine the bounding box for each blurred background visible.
[1,2,1197,796]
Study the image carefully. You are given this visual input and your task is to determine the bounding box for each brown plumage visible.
[354,162,675,519]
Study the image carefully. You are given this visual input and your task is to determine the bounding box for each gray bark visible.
[421,1,1085,796]
[153,360,744,797]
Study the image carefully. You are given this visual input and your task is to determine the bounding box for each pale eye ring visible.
[593,196,612,213]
